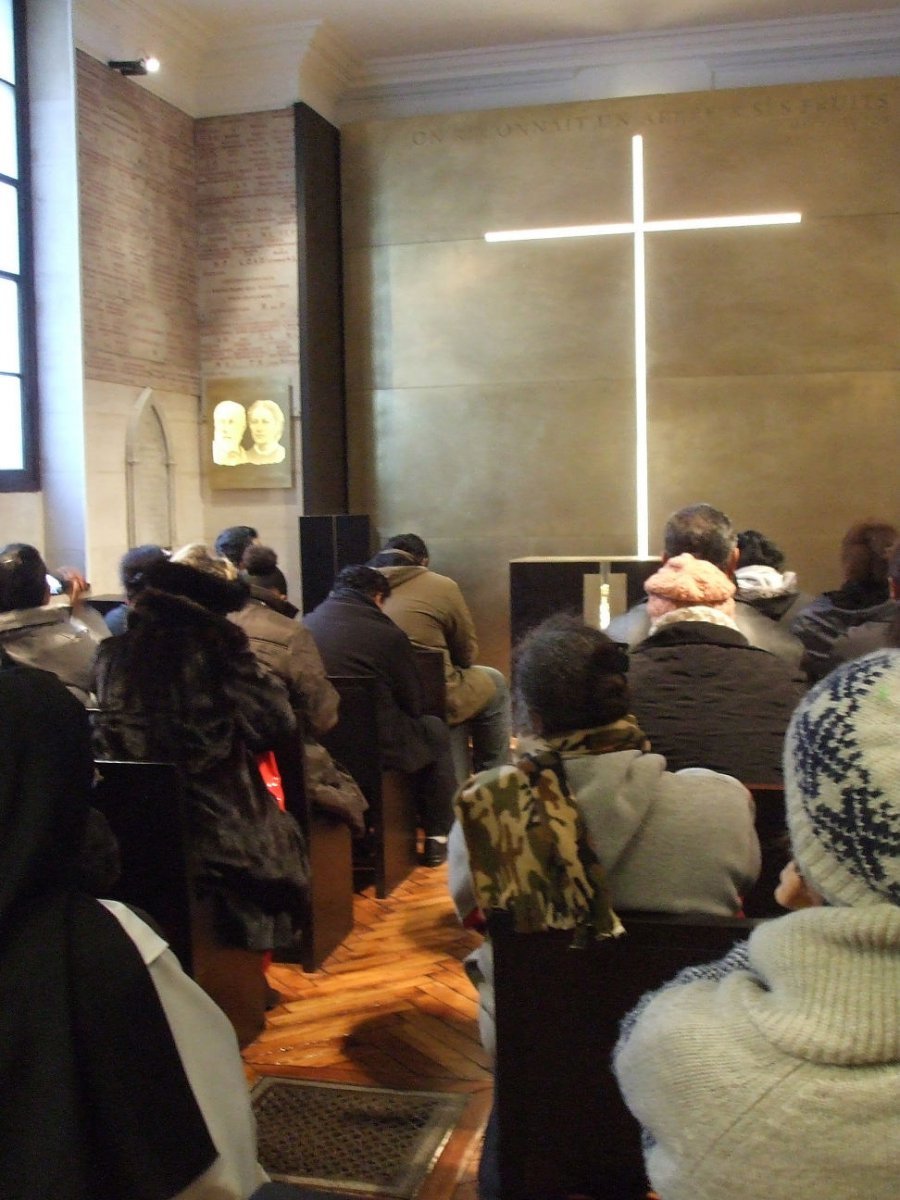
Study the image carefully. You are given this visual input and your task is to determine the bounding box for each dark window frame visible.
[0,0,38,492]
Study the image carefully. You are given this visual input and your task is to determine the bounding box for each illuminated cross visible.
[485,134,801,556]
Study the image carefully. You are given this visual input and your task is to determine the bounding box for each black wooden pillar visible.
[295,102,347,514]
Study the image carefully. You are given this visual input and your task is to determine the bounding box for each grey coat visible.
[449,746,760,1059]
[0,602,108,704]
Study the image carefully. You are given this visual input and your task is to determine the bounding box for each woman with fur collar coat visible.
[92,560,308,1045]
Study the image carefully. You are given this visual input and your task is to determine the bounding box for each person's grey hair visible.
[663,503,736,570]
[170,542,238,581]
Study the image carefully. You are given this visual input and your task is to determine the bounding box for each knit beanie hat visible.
[643,553,736,623]
[784,648,900,908]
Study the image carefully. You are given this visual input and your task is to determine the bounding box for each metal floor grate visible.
[252,1077,467,1198]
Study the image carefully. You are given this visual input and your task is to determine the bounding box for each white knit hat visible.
[784,648,900,907]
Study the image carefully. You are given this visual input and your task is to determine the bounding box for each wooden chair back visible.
[489,908,759,1200]
[321,674,417,897]
[84,594,125,617]
[412,643,475,785]
[272,725,354,972]
[91,759,194,975]
[742,782,788,918]
[412,644,448,719]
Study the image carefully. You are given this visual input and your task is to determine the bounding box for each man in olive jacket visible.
[369,534,510,781]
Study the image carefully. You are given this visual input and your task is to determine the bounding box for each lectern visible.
[509,556,660,647]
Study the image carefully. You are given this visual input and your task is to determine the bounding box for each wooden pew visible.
[91,759,194,975]
[488,908,760,1200]
[84,594,125,617]
[412,644,448,718]
[272,730,354,972]
[412,643,472,783]
[321,674,418,898]
[742,782,788,918]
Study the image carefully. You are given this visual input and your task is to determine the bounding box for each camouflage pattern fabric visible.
[454,721,648,942]
[543,716,650,758]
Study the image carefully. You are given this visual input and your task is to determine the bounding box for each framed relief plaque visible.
[204,376,293,490]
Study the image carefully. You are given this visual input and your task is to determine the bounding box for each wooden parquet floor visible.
[244,861,491,1200]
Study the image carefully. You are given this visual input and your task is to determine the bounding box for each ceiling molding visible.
[350,8,900,83]
[336,9,900,121]
[74,2,900,122]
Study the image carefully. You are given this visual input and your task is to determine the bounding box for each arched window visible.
[126,388,175,548]
[0,0,37,490]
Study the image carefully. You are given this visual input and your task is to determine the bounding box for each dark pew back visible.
[272,728,353,972]
[489,908,760,1200]
[91,759,194,975]
[412,644,448,719]
[321,674,417,897]
[742,782,788,918]
[413,643,474,784]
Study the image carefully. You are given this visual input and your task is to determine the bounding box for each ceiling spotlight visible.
[108,57,160,77]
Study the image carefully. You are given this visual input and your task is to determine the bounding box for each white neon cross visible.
[485,134,801,557]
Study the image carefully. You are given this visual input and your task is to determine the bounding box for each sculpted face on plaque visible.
[211,400,248,466]
[245,399,286,465]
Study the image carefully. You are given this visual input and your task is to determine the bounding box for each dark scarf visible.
[0,659,216,1199]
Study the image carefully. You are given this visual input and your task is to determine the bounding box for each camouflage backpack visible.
[454,747,623,944]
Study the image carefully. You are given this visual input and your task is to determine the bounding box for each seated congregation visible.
[1,504,898,1200]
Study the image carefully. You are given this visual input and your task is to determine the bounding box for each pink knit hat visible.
[644,553,736,622]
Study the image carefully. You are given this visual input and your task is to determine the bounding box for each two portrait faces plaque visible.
[204,376,293,490]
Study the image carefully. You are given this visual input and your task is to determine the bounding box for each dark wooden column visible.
[294,102,347,514]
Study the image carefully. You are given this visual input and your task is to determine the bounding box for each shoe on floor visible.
[423,836,448,867]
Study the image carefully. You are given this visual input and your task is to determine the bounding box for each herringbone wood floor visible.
[244,861,492,1200]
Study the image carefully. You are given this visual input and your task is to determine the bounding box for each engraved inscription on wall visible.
[77,52,199,394]
[408,86,893,146]
[196,110,299,373]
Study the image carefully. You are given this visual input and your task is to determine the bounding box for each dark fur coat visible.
[93,587,308,950]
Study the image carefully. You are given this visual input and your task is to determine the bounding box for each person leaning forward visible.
[369,533,511,779]
[304,565,458,865]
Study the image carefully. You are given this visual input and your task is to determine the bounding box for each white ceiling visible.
[143,0,900,61]
[73,1,900,121]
